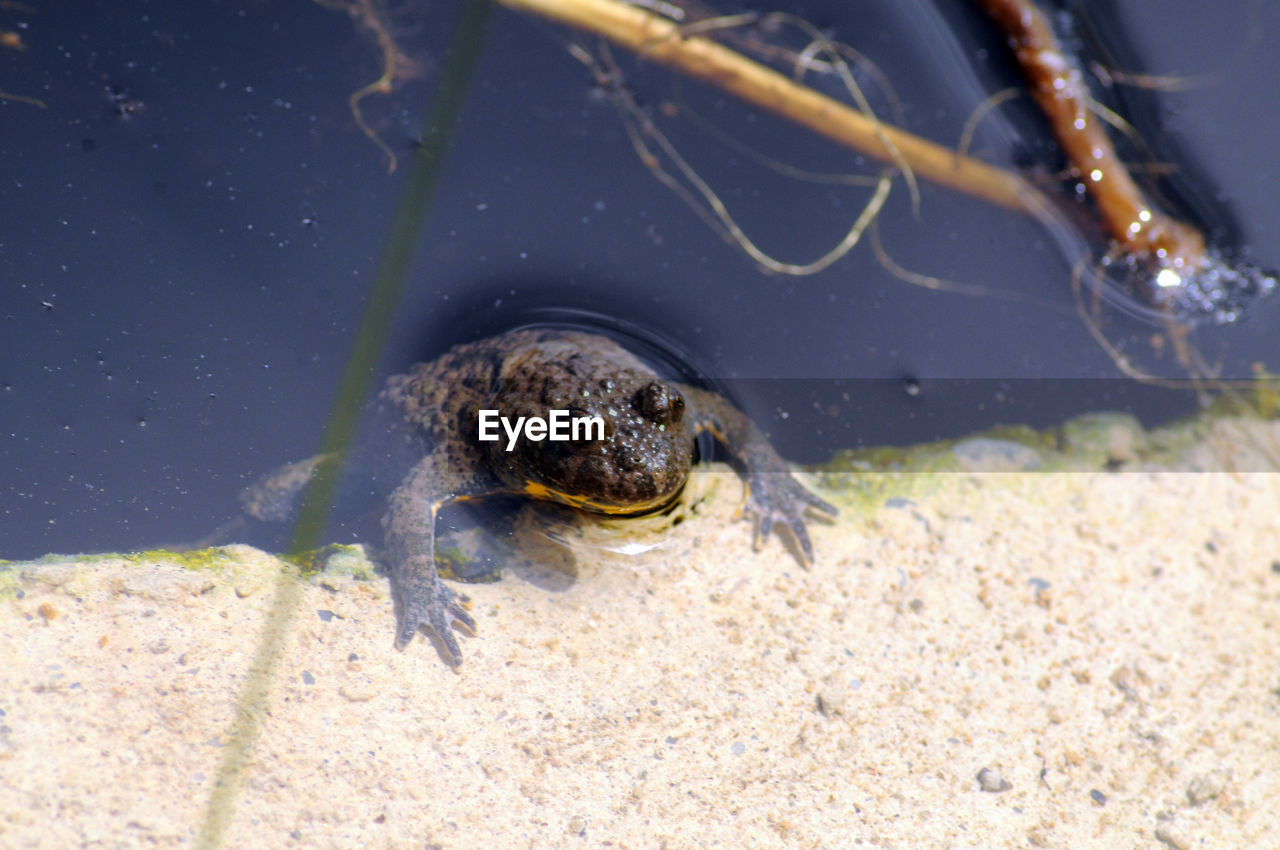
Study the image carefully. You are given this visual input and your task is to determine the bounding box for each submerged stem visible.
[497,0,1038,213]
[502,0,1276,324]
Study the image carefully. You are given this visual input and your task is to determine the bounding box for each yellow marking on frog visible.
[694,421,727,443]
[522,481,671,514]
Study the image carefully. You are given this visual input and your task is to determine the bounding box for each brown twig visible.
[497,0,1038,213]
[501,0,1275,324]
[972,0,1275,324]
[971,0,1205,270]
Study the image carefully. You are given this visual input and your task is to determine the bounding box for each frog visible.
[380,328,836,667]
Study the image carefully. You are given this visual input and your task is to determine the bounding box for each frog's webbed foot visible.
[393,559,476,667]
[384,452,496,667]
[680,383,838,565]
[745,471,837,566]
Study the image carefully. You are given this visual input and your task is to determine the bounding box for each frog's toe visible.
[796,485,838,518]
[788,520,816,564]
[747,472,836,565]
[754,513,775,545]
[754,508,816,563]
[395,571,475,666]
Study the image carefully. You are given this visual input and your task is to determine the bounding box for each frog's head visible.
[488,361,693,515]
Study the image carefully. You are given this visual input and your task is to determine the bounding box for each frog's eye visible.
[667,392,685,426]
[633,381,684,427]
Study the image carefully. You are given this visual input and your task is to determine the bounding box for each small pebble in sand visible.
[976,767,1011,792]
[1186,770,1228,805]
[953,438,1042,471]
[1154,822,1191,850]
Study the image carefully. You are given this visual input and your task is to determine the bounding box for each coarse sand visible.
[4,414,1280,848]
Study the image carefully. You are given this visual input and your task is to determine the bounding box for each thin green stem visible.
[194,3,492,846]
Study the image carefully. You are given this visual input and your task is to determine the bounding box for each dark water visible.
[2,0,1277,558]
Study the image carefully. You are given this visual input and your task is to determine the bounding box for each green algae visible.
[811,404,1280,517]
[0,545,382,608]
[0,565,22,602]
[9,404,1279,599]
[123,547,239,572]
[815,422,1054,515]
[1202,368,1280,421]
[283,543,376,581]
[119,544,383,585]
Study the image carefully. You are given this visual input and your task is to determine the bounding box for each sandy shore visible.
[4,413,1280,848]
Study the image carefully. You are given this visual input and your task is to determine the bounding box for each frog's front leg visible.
[680,384,836,564]
[382,452,498,666]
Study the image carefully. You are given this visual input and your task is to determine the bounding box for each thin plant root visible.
[0,89,44,108]
[316,0,425,173]
[742,11,921,216]
[1090,64,1222,95]
[499,0,1038,213]
[671,86,884,189]
[678,0,911,143]
[956,87,1020,159]
[1083,0,1267,95]
[2,4,44,108]
[577,42,891,275]
[869,223,1015,301]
